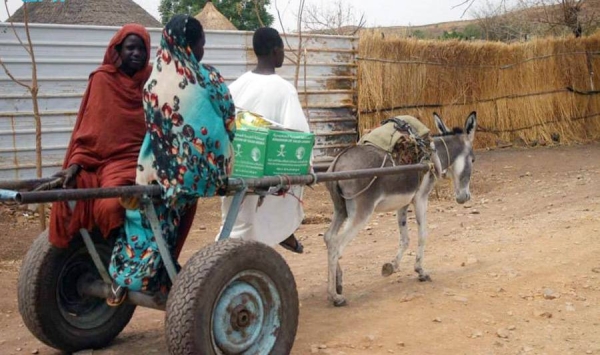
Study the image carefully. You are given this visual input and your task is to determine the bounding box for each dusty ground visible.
[1,143,599,355]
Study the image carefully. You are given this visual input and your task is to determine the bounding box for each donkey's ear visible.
[464,111,477,143]
[433,112,450,134]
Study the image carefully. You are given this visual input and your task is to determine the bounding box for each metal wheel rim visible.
[57,244,118,329]
[211,270,281,354]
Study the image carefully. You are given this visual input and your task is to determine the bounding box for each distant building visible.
[7,0,161,27]
[195,0,237,31]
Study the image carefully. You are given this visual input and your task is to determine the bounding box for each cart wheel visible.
[18,230,136,353]
[166,239,299,355]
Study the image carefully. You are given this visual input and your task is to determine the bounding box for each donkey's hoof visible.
[418,274,432,282]
[333,296,347,307]
[381,262,395,277]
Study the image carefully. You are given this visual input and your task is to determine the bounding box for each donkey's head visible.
[433,112,477,204]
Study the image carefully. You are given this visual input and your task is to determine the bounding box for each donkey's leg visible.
[336,261,343,295]
[324,205,347,295]
[325,200,374,307]
[414,190,432,282]
[324,204,347,242]
[382,205,409,277]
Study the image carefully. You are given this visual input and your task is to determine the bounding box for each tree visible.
[410,29,427,39]
[517,0,598,37]
[273,0,307,89]
[467,0,599,40]
[471,0,533,41]
[159,0,274,30]
[463,23,483,39]
[301,0,366,35]
[454,0,510,16]
[1,0,46,230]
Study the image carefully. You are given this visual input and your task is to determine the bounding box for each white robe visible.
[219,71,310,246]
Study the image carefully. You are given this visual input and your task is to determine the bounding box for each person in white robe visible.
[219,27,309,253]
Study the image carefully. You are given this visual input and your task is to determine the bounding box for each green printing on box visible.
[264,130,315,176]
[231,127,268,178]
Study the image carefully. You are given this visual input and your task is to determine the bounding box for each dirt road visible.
[1,143,599,355]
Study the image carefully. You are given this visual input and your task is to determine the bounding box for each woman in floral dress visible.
[107,14,236,305]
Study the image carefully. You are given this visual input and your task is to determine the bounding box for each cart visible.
[0,164,428,355]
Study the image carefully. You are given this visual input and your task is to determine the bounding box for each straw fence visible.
[357,31,600,148]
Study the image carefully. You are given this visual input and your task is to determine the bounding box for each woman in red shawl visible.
[49,25,172,249]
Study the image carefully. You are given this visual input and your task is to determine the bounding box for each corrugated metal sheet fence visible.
[0,23,357,180]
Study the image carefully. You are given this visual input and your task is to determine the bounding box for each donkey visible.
[323,112,477,306]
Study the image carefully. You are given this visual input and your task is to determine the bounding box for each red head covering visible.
[49,24,153,247]
[98,23,152,78]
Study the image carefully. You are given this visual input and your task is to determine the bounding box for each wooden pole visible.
[3,164,431,204]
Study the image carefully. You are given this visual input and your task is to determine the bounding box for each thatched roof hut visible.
[7,0,161,27]
[195,0,237,31]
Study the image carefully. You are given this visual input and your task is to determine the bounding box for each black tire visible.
[18,229,136,353]
[166,239,299,355]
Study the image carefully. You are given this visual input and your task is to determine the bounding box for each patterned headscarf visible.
[137,14,236,201]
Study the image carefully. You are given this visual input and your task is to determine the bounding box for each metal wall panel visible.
[0,23,357,179]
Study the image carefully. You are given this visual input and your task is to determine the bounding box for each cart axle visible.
[79,280,166,311]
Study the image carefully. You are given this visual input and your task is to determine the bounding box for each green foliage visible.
[411,29,426,39]
[439,24,482,41]
[159,0,274,31]
[440,30,464,40]
[463,24,482,40]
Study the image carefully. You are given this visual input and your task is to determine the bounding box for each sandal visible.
[106,282,127,307]
[279,235,304,254]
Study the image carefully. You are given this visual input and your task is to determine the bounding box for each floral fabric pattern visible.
[138,25,235,203]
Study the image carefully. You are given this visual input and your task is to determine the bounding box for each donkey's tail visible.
[324,147,353,219]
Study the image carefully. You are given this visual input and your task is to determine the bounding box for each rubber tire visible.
[18,230,136,353]
[166,239,299,355]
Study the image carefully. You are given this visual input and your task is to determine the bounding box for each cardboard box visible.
[264,129,315,176]
[231,126,268,178]
[231,110,315,177]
